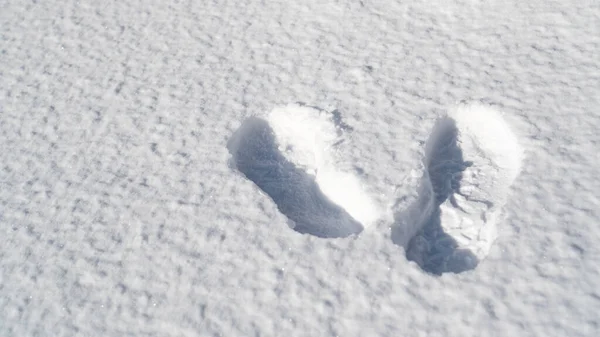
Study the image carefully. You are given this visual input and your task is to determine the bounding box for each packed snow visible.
[1,1,599,336]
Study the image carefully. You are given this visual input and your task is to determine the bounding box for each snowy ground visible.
[1,0,599,336]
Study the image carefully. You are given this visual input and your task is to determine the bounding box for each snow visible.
[1,0,600,336]
[268,104,380,228]
[400,103,524,274]
[228,105,378,238]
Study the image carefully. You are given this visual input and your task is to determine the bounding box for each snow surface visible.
[1,0,600,336]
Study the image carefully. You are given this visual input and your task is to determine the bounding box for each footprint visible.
[227,104,379,238]
[393,103,523,275]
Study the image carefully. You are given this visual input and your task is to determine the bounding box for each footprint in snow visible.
[227,102,522,275]
[227,104,379,238]
[393,103,523,275]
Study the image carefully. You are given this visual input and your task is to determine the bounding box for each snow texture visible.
[1,1,600,336]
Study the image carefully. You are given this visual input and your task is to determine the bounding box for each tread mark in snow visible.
[393,103,523,275]
[227,117,363,238]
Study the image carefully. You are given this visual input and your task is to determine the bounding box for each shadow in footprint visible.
[394,118,479,275]
[227,117,363,238]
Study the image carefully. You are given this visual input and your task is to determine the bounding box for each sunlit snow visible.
[1,1,599,336]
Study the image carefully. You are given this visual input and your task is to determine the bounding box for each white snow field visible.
[1,0,599,336]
